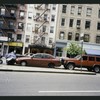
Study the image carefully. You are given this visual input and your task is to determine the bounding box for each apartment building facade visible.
[0,4,27,56]
[22,4,58,54]
[55,4,100,57]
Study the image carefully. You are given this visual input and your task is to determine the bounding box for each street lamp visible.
[80,33,84,72]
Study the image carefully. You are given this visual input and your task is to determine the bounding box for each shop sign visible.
[8,42,23,47]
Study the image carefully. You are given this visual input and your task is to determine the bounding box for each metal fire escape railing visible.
[34,4,49,44]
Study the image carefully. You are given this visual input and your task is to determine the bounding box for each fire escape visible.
[33,4,50,45]
[0,4,17,41]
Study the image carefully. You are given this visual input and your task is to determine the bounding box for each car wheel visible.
[48,63,55,68]
[67,63,74,70]
[0,60,3,64]
[94,66,100,73]
[20,61,27,66]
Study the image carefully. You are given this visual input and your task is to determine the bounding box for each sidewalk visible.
[0,64,96,75]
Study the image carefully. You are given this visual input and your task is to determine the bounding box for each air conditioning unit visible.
[76,25,80,29]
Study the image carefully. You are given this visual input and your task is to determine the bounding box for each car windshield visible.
[74,55,81,59]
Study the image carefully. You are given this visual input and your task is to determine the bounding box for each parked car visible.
[16,54,25,58]
[16,53,61,68]
[24,53,34,57]
[61,54,100,73]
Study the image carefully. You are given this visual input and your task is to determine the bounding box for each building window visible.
[70,6,75,15]
[59,32,65,39]
[62,5,67,13]
[28,12,33,19]
[8,33,12,41]
[86,8,92,17]
[9,21,14,28]
[0,20,3,28]
[75,33,80,41]
[29,4,33,8]
[44,14,47,21]
[17,34,22,41]
[77,20,81,26]
[25,35,30,43]
[61,18,65,26]
[97,22,100,30]
[96,36,100,43]
[68,32,72,40]
[52,4,56,10]
[42,25,46,32]
[51,15,55,22]
[10,9,15,16]
[27,23,31,31]
[0,8,5,15]
[18,22,24,29]
[98,9,100,18]
[49,38,53,45]
[69,19,73,27]
[85,21,91,29]
[35,24,39,33]
[19,11,25,19]
[78,6,82,15]
[50,26,54,33]
[41,37,45,44]
[84,34,89,42]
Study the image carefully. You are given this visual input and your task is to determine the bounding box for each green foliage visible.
[67,42,85,57]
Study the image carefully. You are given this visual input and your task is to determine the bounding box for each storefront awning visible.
[85,49,100,56]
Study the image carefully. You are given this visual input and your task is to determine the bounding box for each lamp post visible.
[80,33,84,72]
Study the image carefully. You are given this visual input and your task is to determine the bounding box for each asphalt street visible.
[0,71,100,96]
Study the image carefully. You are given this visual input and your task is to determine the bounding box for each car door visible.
[29,53,42,67]
[82,56,88,67]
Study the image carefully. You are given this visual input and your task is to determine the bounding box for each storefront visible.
[28,44,54,55]
[8,42,23,54]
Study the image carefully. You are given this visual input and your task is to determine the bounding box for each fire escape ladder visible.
[36,8,48,21]
[37,4,43,9]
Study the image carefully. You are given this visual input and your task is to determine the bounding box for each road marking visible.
[39,90,100,93]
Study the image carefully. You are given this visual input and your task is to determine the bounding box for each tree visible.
[66,42,85,58]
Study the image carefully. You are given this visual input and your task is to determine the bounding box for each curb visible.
[0,68,96,75]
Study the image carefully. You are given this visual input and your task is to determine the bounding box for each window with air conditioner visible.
[52,4,56,10]
[18,22,23,29]
[51,15,55,22]
[50,26,54,33]
[70,6,75,15]
[49,38,53,45]
[59,32,65,39]
[84,34,89,42]
[86,8,92,17]
[27,23,31,31]
[25,35,30,43]
[28,12,33,19]
[10,9,15,16]
[75,33,80,41]
[19,11,25,18]
[78,6,82,15]
[0,8,5,15]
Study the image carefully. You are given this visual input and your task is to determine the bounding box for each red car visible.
[16,53,61,68]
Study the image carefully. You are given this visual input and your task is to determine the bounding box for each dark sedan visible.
[16,53,61,68]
